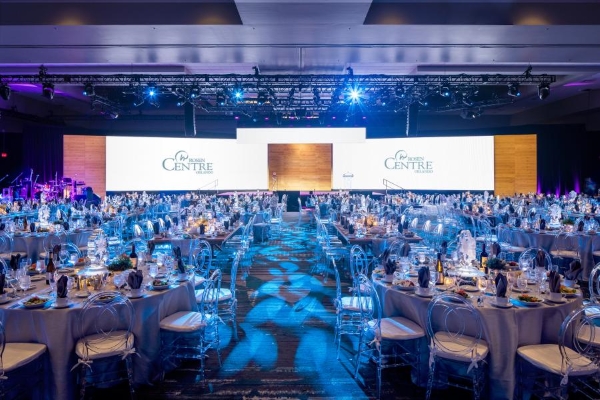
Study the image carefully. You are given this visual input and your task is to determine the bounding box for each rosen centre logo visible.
[162,150,214,175]
[384,149,433,173]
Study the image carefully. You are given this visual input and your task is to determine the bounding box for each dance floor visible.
[98,212,479,399]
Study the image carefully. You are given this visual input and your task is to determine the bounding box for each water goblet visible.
[113,273,125,292]
[59,250,69,268]
[19,274,31,295]
[149,264,158,280]
[478,276,488,293]
[429,271,438,291]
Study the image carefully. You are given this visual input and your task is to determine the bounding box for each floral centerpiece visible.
[487,257,506,271]
[107,254,133,272]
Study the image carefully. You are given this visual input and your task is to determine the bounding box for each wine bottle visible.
[480,243,489,274]
[435,253,444,285]
[130,243,138,270]
[46,251,56,285]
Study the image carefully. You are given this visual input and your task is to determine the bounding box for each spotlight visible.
[232,88,243,101]
[147,85,157,97]
[460,109,481,119]
[0,84,10,101]
[439,85,451,98]
[348,88,360,102]
[538,83,550,100]
[190,85,200,99]
[82,83,94,96]
[507,83,521,97]
[42,83,55,100]
[257,90,268,105]
[216,91,226,106]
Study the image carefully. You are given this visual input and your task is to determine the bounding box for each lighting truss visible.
[0,69,557,117]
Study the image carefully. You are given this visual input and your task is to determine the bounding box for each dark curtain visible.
[21,125,64,187]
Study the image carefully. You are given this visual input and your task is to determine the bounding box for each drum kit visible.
[4,177,86,201]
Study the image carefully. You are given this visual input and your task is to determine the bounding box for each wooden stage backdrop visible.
[64,134,536,198]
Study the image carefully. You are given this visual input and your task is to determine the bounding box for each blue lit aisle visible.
[135,211,424,399]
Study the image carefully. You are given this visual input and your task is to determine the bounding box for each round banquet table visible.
[497,225,600,280]
[373,278,583,400]
[0,279,196,400]
[12,229,94,262]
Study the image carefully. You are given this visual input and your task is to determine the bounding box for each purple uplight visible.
[264,117,269,121]
[234,116,239,120]
[574,177,581,193]
[564,80,594,87]
[332,116,336,120]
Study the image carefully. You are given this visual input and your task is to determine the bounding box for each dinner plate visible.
[0,296,12,305]
[563,292,578,298]
[511,286,530,293]
[30,275,45,282]
[490,299,513,308]
[545,296,567,304]
[512,299,543,307]
[151,284,170,291]
[52,301,75,309]
[415,289,434,298]
[393,284,416,291]
[21,298,50,309]
[74,292,90,298]
[460,285,480,293]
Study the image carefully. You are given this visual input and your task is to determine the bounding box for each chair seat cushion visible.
[379,317,425,341]
[160,311,207,332]
[340,296,372,312]
[433,331,489,363]
[1,343,47,372]
[517,344,598,377]
[195,288,232,303]
[591,250,600,257]
[577,325,600,347]
[193,275,206,288]
[75,331,134,360]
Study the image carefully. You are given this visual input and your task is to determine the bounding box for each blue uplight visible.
[349,88,360,101]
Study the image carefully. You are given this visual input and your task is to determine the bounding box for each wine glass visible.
[113,273,125,292]
[516,275,528,292]
[59,250,69,268]
[429,270,438,291]
[149,264,158,280]
[19,274,31,295]
[478,276,488,293]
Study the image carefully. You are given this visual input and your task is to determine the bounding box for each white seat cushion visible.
[517,344,598,377]
[193,275,206,288]
[75,331,134,360]
[195,288,232,303]
[159,311,206,332]
[379,317,425,341]
[340,296,372,312]
[433,331,489,363]
[592,251,600,257]
[1,343,46,372]
[577,325,600,347]
[550,250,579,258]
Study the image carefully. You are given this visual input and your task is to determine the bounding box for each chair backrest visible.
[77,291,135,360]
[189,239,212,277]
[0,233,13,260]
[558,304,600,377]
[427,293,485,361]
[349,245,369,279]
[519,247,553,270]
[198,269,222,316]
[355,274,381,337]
[589,263,600,303]
[0,319,6,376]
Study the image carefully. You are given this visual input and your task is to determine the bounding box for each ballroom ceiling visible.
[1,0,600,133]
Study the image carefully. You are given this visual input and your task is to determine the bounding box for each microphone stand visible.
[10,172,22,185]
[0,174,9,184]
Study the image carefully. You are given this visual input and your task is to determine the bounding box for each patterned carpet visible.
[101,212,426,399]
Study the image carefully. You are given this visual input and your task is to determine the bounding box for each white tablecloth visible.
[374,279,582,400]
[1,281,196,399]
[12,230,93,262]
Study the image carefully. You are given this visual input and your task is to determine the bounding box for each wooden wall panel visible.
[494,134,537,196]
[268,144,332,191]
[63,136,106,198]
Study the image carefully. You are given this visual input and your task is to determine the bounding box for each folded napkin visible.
[514,218,522,228]
[418,266,430,288]
[577,220,585,232]
[564,260,582,280]
[127,270,144,290]
[384,259,396,275]
[9,254,21,271]
[63,222,69,231]
[0,223,4,231]
[177,258,186,274]
[535,250,547,268]
[402,219,409,230]
[539,219,546,230]
[0,274,5,295]
[381,247,391,263]
[30,222,36,232]
[53,244,61,259]
[548,271,562,293]
[199,224,206,235]
[491,242,501,257]
[348,224,355,235]
[400,242,411,257]
[165,219,171,230]
[172,216,179,226]
[147,241,155,255]
[153,221,160,234]
[173,246,182,260]
[501,213,509,224]
[495,273,508,298]
[56,275,69,298]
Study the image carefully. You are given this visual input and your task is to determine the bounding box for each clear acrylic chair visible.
[426,293,489,400]
[589,263,600,303]
[189,239,213,287]
[73,291,136,400]
[160,269,222,381]
[550,232,581,273]
[354,274,425,399]
[0,319,47,399]
[349,245,369,293]
[516,304,600,400]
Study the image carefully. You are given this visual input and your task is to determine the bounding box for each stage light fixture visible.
[0,84,10,101]
[348,88,360,102]
[460,108,481,119]
[216,91,226,106]
[232,87,243,101]
[507,83,521,97]
[42,82,55,100]
[538,83,550,100]
[439,84,451,98]
[257,90,268,105]
[190,85,200,98]
[82,83,94,96]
